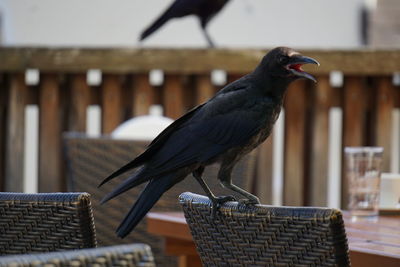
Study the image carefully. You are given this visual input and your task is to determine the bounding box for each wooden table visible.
[147,212,400,267]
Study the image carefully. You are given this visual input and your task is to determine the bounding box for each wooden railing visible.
[1,47,400,208]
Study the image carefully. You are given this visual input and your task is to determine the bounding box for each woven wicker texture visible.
[63,133,256,266]
[180,192,350,267]
[0,192,97,255]
[0,243,155,267]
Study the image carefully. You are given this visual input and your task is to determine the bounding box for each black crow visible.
[139,0,230,47]
[100,47,319,238]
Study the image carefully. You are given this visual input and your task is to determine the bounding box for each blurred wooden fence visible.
[1,47,400,208]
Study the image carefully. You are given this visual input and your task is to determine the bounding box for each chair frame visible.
[180,192,350,267]
[63,132,257,266]
[0,192,97,255]
[0,243,155,267]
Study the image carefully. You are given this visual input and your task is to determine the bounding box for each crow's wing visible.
[99,104,205,186]
[142,96,271,177]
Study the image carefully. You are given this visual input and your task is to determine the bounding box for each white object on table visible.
[380,173,400,209]
[111,105,173,141]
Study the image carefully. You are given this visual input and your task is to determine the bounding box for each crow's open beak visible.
[286,55,319,83]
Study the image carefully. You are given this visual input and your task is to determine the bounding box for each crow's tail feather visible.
[116,176,173,238]
[98,158,144,187]
[140,13,171,41]
[139,0,189,42]
[100,168,149,204]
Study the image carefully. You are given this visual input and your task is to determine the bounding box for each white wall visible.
[0,0,365,48]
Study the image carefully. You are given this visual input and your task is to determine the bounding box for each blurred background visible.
[1,0,397,48]
[0,0,400,209]
[1,0,400,263]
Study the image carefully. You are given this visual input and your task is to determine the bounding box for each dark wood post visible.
[102,74,123,134]
[284,80,307,206]
[6,73,28,192]
[69,73,91,132]
[309,76,334,206]
[39,73,63,192]
[132,73,154,116]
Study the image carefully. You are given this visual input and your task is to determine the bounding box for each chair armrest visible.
[0,244,155,267]
[179,192,350,267]
[0,192,96,254]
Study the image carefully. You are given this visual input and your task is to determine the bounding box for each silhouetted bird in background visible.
[100,47,319,238]
[139,0,230,47]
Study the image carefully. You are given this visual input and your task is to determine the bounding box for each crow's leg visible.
[201,27,215,48]
[218,165,260,205]
[193,166,235,218]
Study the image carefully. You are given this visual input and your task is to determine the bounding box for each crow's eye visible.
[278,56,289,65]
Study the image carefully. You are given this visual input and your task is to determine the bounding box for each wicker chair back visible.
[179,192,350,267]
[0,192,96,255]
[63,133,256,266]
[0,244,155,267]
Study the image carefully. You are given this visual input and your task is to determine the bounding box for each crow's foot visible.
[238,196,260,206]
[210,195,236,219]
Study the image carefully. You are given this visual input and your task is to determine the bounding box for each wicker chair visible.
[63,132,256,266]
[0,244,155,267]
[0,192,97,255]
[179,192,351,267]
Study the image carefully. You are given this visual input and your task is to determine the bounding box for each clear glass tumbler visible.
[344,147,383,218]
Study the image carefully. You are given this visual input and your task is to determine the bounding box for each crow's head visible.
[260,47,319,83]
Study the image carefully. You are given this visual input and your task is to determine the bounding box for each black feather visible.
[116,175,176,238]
[98,104,204,187]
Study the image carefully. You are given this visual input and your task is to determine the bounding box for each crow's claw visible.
[238,197,260,206]
[210,195,236,219]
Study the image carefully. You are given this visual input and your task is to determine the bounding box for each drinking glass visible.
[344,147,383,218]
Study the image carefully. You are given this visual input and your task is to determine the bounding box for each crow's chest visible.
[234,102,282,157]
[259,103,282,141]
